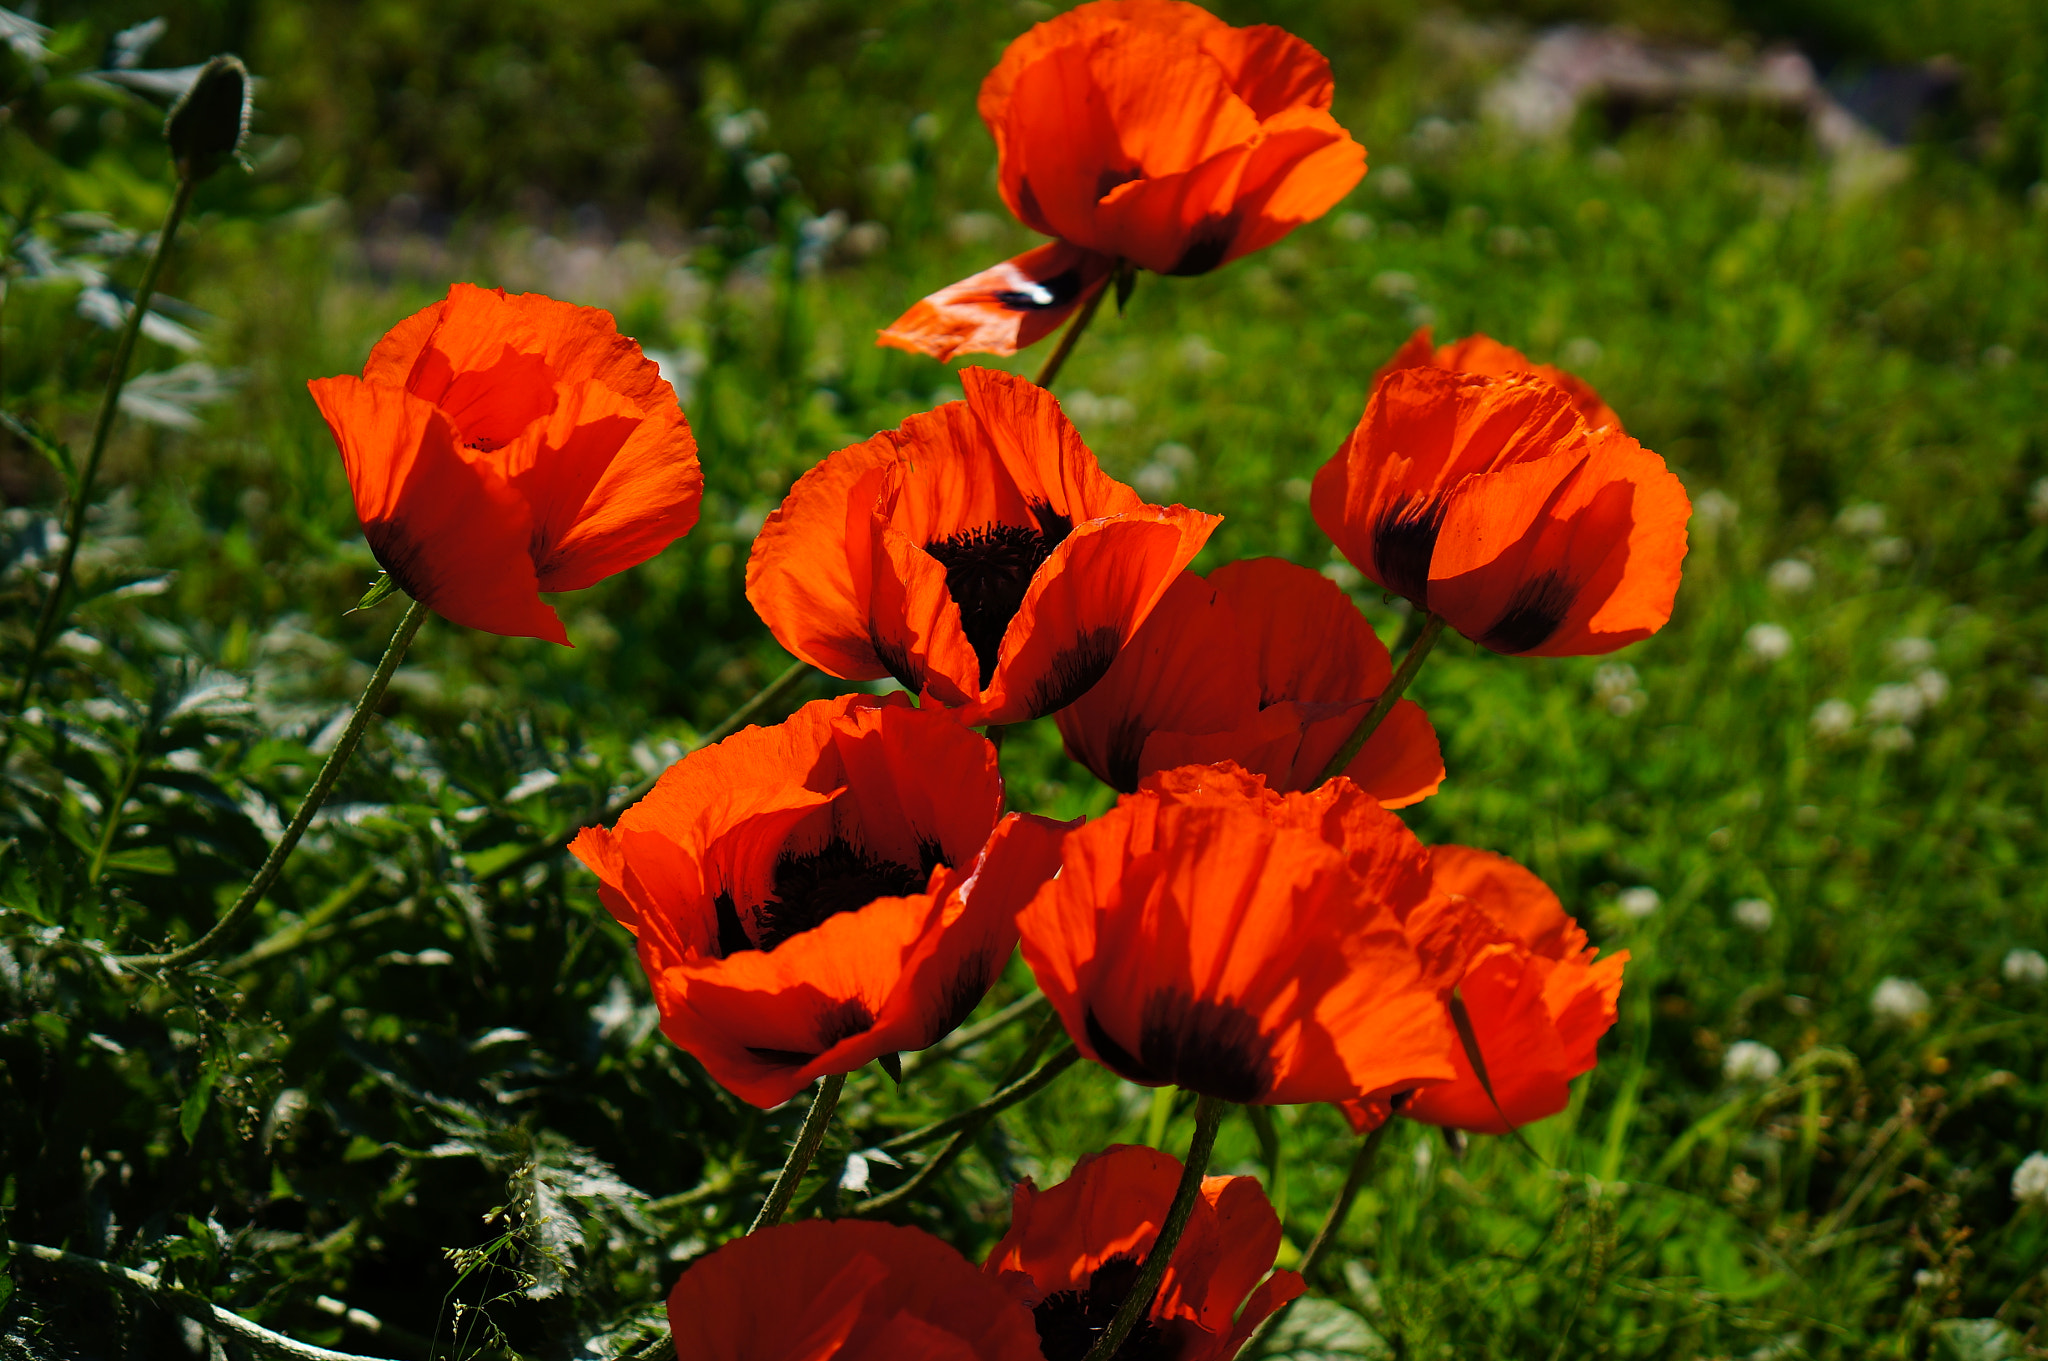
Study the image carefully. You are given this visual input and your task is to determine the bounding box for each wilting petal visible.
[878,242,1115,361]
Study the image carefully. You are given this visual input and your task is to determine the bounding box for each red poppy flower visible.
[986,1144,1304,1361]
[1055,557,1443,802]
[568,693,1068,1107]
[1377,327,1622,433]
[1311,365,1691,656]
[747,367,1218,725]
[879,1,1365,360]
[669,1219,1043,1361]
[1016,762,1457,1106]
[309,283,701,644]
[1340,845,1627,1135]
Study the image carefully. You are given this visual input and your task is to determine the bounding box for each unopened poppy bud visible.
[164,54,251,181]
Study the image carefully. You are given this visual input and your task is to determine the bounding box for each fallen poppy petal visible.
[878,242,1116,361]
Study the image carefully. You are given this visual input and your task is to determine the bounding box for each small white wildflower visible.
[1767,558,1816,594]
[1865,683,1925,726]
[1619,886,1661,919]
[1594,663,1638,699]
[1868,536,1912,565]
[1733,898,1774,932]
[2003,948,2048,986]
[1913,669,1949,706]
[2030,476,2048,525]
[1371,269,1418,299]
[1811,698,1856,737]
[1888,636,1936,668]
[1723,1040,1782,1084]
[1744,623,1792,662]
[1132,463,1179,498]
[1869,724,1915,753]
[1837,502,1888,537]
[1334,211,1375,241]
[2013,1152,2048,1208]
[1560,336,1604,369]
[1692,490,1738,527]
[1177,336,1225,375]
[1913,1268,1944,1290]
[1870,976,1931,1026]
[1321,559,1364,592]
[1982,344,2015,370]
[1374,166,1415,199]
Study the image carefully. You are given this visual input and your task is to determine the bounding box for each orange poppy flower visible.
[1340,845,1627,1136]
[309,283,701,644]
[669,1219,1042,1361]
[1055,557,1443,802]
[879,0,1365,360]
[1312,365,1691,656]
[747,367,1218,725]
[568,693,1068,1107]
[986,1144,1304,1361]
[1016,762,1456,1106]
[1377,326,1622,433]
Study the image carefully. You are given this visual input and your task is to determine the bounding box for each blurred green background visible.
[2,0,2046,1357]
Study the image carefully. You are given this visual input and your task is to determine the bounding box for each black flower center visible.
[1031,1253,1177,1361]
[924,504,1073,689]
[1372,493,1449,607]
[715,837,948,956]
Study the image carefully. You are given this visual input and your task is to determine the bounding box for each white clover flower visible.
[2014,1152,2048,1208]
[1888,636,1936,668]
[1837,502,1888,536]
[1811,698,1856,737]
[1871,976,1931,1026]
[2029,476,2048,526]
[1869,725,1915,754]
[1767,558,1816,594]
[1693,490,1739,528]
[1593,664,1643,714]
[1865,683,1925,726]
[1744,623,1792,662]
[1619,886,1661,919]
[1869,536,1912,565]
[1733,898,1774,932]
[1913,669,1949,706]
[2003,948,2048,986]
[1723,1040,1782,1083]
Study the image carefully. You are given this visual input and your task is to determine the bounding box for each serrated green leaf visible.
[105,845,177,875]
[350,571,400,613]
[0,409,75,487]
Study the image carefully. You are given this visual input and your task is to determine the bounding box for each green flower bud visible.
[164,54,251,181]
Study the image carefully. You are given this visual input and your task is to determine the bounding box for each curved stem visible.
[852,1044,1080,1215]
[6,174,197,732]
[1082,1093,1228,1361]
[480,657,811,886]
[1316,613,1447,786]
[749,1071,846,1233]
[86,733,149,885]
[1033,271,1114,391]
[7,1239,404,1361]
[1235,1120,1391,1360]
[118,599,429,971]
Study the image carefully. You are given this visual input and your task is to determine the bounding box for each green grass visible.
[3,1,2047,1357]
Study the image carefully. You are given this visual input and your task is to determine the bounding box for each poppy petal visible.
[1209,557,1392,706]
[308,375,565,644]
[1287,697,1445,806]
[1197,19,1335,116]
[747,437,905,680]
[976,507,1219,724]
[1379,326,1623,433]
[878,242,1116,361]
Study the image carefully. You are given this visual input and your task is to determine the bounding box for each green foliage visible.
[3,0,2046,1357]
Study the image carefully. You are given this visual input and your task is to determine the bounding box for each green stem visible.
[749,1071,846,1233]
[1316,613,1448,786]
[6,174,198,731]
[480,657,811,886]
[1236,1119,1392,1360]
[1082,1093,1228,1361]
[117,599,429,971]
[1033,269,1113,391]
[86,732,149,886]
[7,1239,403,1361]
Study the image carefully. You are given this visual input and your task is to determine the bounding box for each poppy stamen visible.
[750,838,948,952]
[1031,1252,1172,1361]
[1477,569,1577,655]
[925,506,1074,687]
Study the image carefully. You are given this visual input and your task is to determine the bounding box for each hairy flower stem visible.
[1316,612,1448,786]
[118,599,429,971]
[6,175,198,738]
[1235,1119,1392,1359]
[749,1071,847,1232]
[1033,269,1117,391]
[8,1239,403,1361]
[1081,1092,1227,1361]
